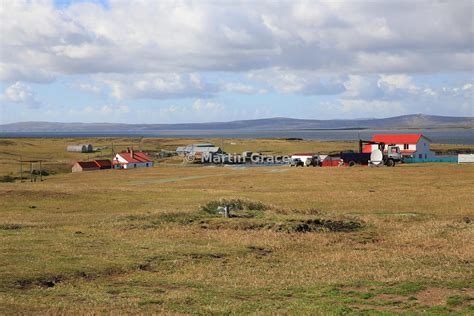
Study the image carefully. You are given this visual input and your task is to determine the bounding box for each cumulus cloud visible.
[323,75,474,118]
[97,73,215,100]
[222,82,258,94]
[192,99,223,111]
[248,68,345,95]
[0,0,472,84]
[0,82,41,107]
[0,1,472,121]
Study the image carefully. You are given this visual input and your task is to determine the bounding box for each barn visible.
[176,144,222,156]
[67,144,93,153]
[113,149,153,169]
[362,134,435,160]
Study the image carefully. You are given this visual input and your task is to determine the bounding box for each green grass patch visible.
[446,294,471,306]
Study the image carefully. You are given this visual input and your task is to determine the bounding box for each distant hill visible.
[1,114,472,132]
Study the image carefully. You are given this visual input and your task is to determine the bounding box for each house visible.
[362,134,435,160]
[113,149,153,169]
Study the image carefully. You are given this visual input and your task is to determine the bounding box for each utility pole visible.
[19,156,23,182]
[39,161,42,182]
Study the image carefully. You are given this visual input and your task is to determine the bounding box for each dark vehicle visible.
[340,140,402,167]
[340,152,371,166]
[289,158,304,167]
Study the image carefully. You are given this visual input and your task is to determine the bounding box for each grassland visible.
[0,138,473,314]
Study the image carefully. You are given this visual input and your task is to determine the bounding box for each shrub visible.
[0,175,15,183]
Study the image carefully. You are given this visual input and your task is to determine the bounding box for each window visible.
[404,144,409,150]
[419,154,422,159]
[425,154,427,159]
[134,164,137,168]
[146,163,149,167]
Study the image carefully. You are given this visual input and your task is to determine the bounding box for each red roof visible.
[117,151,153,163]
[94,159,112,168]
[371,134,430,144]
[75,161,100,169]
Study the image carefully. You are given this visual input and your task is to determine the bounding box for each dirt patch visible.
[201,218,362,233]
[16,275,63,289]
[0,189,72,200]
[247,245,272,257]
[416,287,474,307]
[351,303,404,313]
[0,140,17,146]
[0,223,25,230]
[137,252,228,272]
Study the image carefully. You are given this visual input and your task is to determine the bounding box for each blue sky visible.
[1,0,473,124]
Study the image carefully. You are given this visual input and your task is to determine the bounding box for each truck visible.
[340,140,402,167]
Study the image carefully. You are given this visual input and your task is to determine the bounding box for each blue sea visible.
[0,128,473,145]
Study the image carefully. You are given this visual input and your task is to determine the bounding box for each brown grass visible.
[0,137,473,314]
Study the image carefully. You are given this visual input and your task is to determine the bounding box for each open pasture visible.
[0,138,473,314]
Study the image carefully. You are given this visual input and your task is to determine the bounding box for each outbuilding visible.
[72,161,100,172]
[67,144,93,153]
[176,144,222,156]
[72,159,112,172]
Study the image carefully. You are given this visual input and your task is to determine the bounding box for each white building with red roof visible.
[113,148,153,169]
[362,134,435,160]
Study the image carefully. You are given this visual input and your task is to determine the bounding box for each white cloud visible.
[0,82,41,107]
[0,0,472,83]
[222,82,257,94]
[248,68,345,95]
[97,73,215,100]
[192,99,223,112]
[77,83,101,94]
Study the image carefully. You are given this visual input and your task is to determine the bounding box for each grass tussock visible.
[200,198,269,215]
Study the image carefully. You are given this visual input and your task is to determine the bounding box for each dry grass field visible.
[0,138,473,314]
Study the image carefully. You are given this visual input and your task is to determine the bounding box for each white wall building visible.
[363,134,435,160]
[113,149,153,169]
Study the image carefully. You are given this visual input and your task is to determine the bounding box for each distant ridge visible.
[1,114,472,132]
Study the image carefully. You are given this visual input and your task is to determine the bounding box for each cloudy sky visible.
[0,0,473,124]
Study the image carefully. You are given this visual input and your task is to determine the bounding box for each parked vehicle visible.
[289,158,304,167]
[340,140,402,167]
[304,156,320,167]
[340,152,371,166]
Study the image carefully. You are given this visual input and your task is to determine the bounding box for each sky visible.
[0,0,473,124]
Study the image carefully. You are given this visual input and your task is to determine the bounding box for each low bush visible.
[0,175,15,183]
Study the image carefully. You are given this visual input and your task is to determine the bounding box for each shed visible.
[67,144,93,153]
[72,161,100,172]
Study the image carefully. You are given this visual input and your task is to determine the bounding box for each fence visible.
[403,157,458,164]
